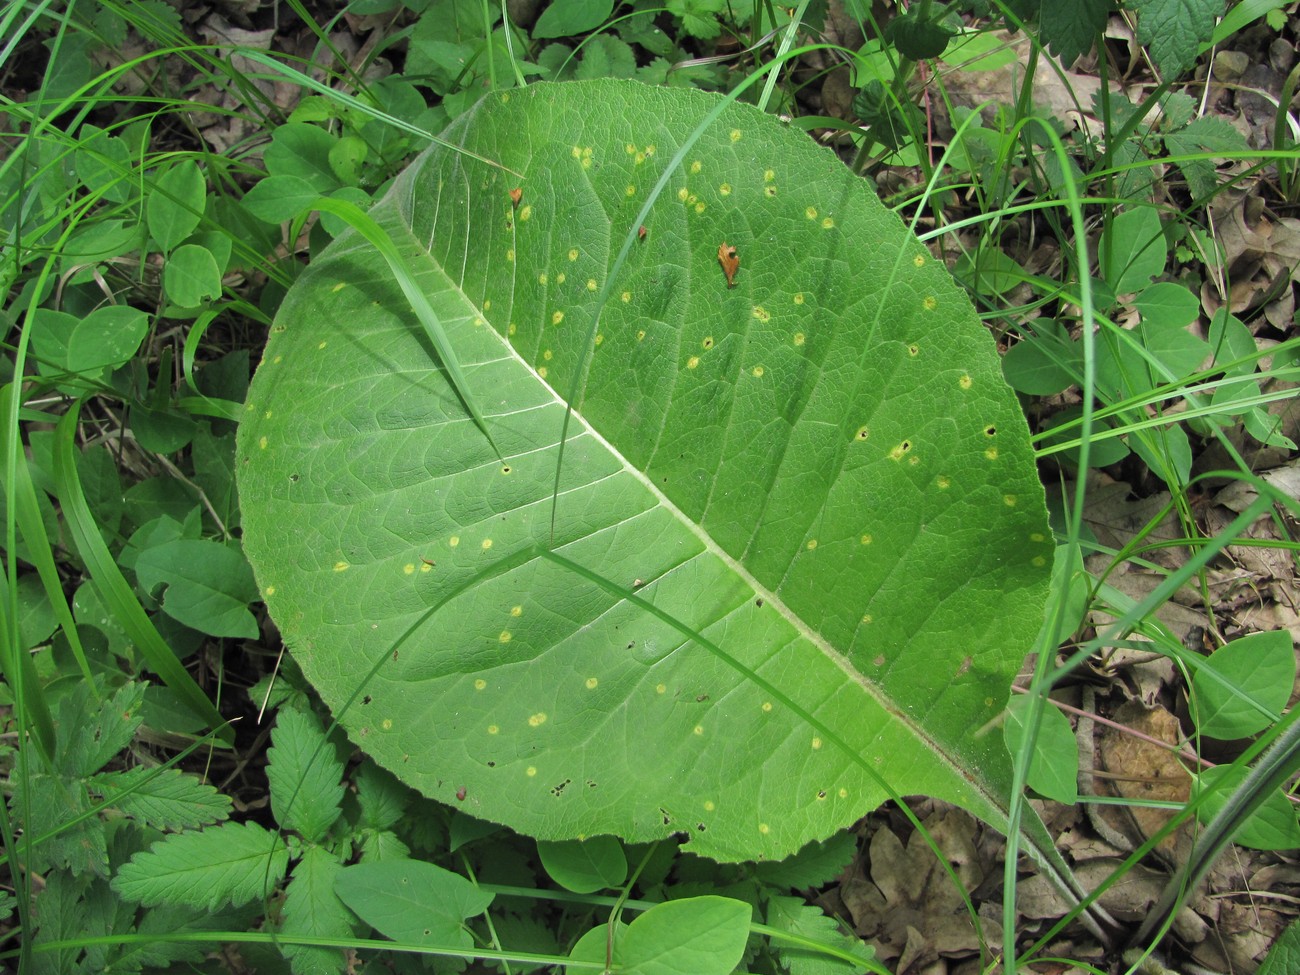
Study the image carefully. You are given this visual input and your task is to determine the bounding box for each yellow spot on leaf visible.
[730,129,742,142]
[587,279,597,291]
[677,187,689,202]
[571,146,582,158]
[793,332,805,346]
[1030,533,1045,543]
[449,536,460,547]
[334,561,349,572]
[636,330,646,341]
[508,323,517,335]
[856,426,869,440]
[752,306,770,322]
[959,374,972,389]
[812,737,822,749]
[538,272,548,285]
[527,765,537,776]
[520,205,532,221]
[506,249,515,263]
[475,679,487,690]
[511,605,523,617]
[382,718,392,730]
[656,683,666,694]
[923,296,938,310]
[1033,555,1047,566]
[552,311,564,325]
[488,724,499,734]
[908,344,920,356]
[752,365,765,377]
[626,184,636,196]
[764,169,775,181]
[761,701,773,712]
[985,447,998,460]
[913,253,925,267]
[693,725,704,735]
[585,677,598,689]
[863,614,874,624]
[317,341,327,350]
[621,291,632,303]
[765,186,777,197]
[529,713,547,727]
[595,334,604,345]
[555,273,566,285]
[719,183,732,195]
[482,538,493,550]
[805,206,818,220]
[821,216,834,229]
[937,476,951,489]
[861,534,872,544]
[499,630,511,643]
[806,539,818,551]
[332,281,346,292]
[687,356,700,369]
[794,293,804,304]
[420,562,431,573]
[273,355,282,364]
[694,202,705,214]
[483,300,491,311]
[404,563,415,575]
[259,436,267,450]
[839,788,848,798]
[759,823,770,834]
[626,143,636,154]
[1004,495,1017,506]
[265,586,276,596]
[704,800,715,811]
[690,160,702,174]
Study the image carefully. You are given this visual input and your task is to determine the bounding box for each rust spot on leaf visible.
[717,242,738,287]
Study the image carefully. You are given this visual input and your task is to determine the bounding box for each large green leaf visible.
[237,80,1055,864]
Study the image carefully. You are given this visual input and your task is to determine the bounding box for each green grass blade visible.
[51,402,233,746]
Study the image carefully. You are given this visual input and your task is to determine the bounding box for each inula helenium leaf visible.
[237,80,1053,862]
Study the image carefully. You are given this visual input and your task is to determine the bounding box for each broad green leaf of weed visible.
[1002,692,1078,804]
[128,902,257,971]
[354,760,410,831]
[31,305,149,380]
[1135,281,1209,377]
[574,35,638,80]
[281,844,355,975]
[163,243,223,307]
[764,894,879,975]
[267,706,347,843]
[243,174,323,224]
[1132,0,1223,79]
[112,820,290,909]
[237,81,1059,871]
[1002,320,1080,396]
[17,571,58,649]
[1039,0,1109,66]
[1164,115,1248,199]
[1102,206,1166,295]
[134,538,259,639]
[617,896,751,975]
[491,911,562,974]
[327,135,369,186]
[538,836,628,893]
[1191,629,1294,740]
[569,919,629,974]
[752,833,856,889]
[1192,764,1300,851]
[31,870,93,975]
[334,858,494,946]
[61,681,146,778]
[191,425,239,529]
[90,765,232,831]
[1128,422,1193,487]
[534,0,614,38]
[75,123,133,203]
[147,159,206,253]
[13,766,108,876]
[1208,309,1259,378]
[1259,917,1300,975]
[264,123,341,193]
[667,0,729,38]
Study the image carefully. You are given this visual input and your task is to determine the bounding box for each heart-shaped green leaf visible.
[237,80,1055,865]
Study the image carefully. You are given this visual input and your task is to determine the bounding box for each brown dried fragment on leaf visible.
[717,242,738,287]
[508,187,523,208]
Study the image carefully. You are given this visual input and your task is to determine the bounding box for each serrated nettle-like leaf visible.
[237,82,1055,864]
[267,706,347,843]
